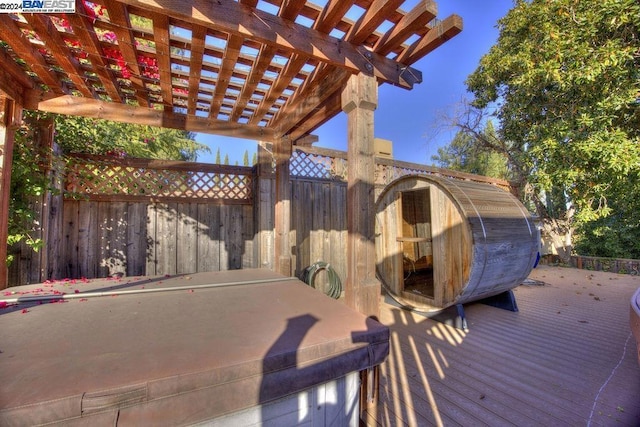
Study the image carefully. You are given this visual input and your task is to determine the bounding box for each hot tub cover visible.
[632,286,640,366]
[0,269,389,426]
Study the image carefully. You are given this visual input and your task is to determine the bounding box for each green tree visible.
[252,152,257,165]
[243,150,249,166]
[432,121,510,180]
[215,147,221,164]
[51,114,208,161]
[463,0,640,260]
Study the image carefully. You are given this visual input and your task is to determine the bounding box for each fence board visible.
[256,177,274,270]
[146,203,158,276]
[177,203,198,274]
[98,202,128,277]
[45,187,64,281]
[330,182,347,289]
[126,202,147,277]
[156,203,178,276]
[197,203,221,272]
[76,201,98,279]
[242,204,254,269]
[294,180,312,274]
[62,200,79,280]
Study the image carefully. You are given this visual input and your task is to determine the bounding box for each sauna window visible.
[397,188,434,299]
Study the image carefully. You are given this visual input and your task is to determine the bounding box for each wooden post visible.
[274,137,292,276]
[341,73,380,319]
[31,117,55,284]
[0,96,21,289]
[342,73,381,424]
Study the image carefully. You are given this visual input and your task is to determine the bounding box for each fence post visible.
[255,142,274,270]
[274,138,292,276]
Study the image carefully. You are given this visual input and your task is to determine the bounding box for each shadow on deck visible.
[365,265,640,426]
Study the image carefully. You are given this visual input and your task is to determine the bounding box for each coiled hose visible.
[300,262,342,299]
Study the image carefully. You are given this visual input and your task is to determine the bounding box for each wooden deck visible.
[365,265,640,426]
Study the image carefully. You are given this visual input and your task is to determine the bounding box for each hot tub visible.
[0,269,388,426]
[632,286,640,366]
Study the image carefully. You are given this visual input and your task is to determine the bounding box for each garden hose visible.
[300,262,342,299]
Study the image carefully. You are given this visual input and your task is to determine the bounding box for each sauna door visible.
[397,188,434,301]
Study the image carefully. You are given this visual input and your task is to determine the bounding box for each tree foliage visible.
[50,113,208,161]
[462,0,640,258]
[432,121,510,180]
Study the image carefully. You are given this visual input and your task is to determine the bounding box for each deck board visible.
[368,265,640,426]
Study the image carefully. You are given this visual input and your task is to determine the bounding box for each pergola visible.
[0,0,461,317]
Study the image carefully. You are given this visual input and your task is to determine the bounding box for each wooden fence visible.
[7,147,513,287]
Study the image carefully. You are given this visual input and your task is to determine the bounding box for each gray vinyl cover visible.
[0,269,389,426]
[632,287,640,366]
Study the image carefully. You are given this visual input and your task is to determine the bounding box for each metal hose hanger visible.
[300,262,342,299]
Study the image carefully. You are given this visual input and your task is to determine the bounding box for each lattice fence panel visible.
[65,156,253,203]
[290,149,347,181]
[289,148,513,191]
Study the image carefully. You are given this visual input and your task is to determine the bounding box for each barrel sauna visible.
[375,175,539,312]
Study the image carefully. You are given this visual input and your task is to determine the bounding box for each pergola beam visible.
[397,14,463,66]
[0,15,67,96]
[373,0,438,56]
[23,14,95,98]
[346,0,404,45]
[249,54,309,126]
[0,50,29,105]
[111,0,422,89]
[28,95,278,141]
[229,44,277,122]
[313,0,356,33]
[66,11,124,102]
[151,12,174,109]
[186,25,207,115]
[272,65,350,136]
[209,35,244,119]
[102,0,150,106]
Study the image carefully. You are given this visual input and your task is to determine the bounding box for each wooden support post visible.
[274,138,292,276]
[32,117,56,283]
[341,73,380,319]
[0,96,21,289]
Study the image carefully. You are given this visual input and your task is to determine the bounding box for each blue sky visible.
[195,1,514,165]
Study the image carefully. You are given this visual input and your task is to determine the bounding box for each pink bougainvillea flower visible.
[0,301,8,309]
[21,309,28,314]
[74,289,80,294]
